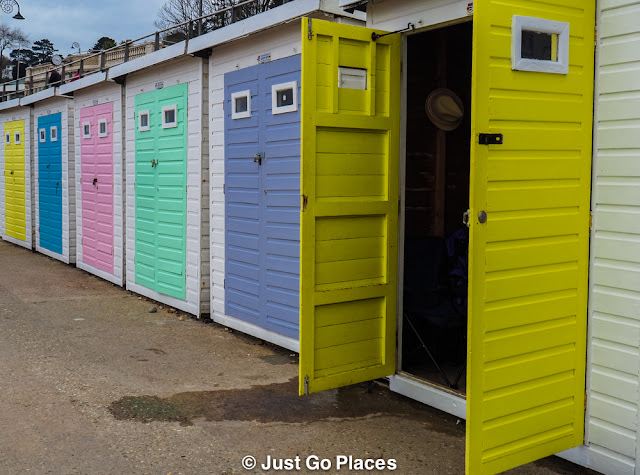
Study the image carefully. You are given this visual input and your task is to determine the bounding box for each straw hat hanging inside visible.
[425,88,464,132]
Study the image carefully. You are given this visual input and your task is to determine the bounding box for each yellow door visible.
[299,18,401,395]
[467,1,595,473]
[4,120,26,241]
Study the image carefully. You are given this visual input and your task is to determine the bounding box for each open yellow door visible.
[299,18,400,395]
[467,1,595,473]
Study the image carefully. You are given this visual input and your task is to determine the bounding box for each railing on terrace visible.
[0,0,295,102]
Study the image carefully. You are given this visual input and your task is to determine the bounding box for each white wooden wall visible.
[209,21,302,350]
[581,1,640,474]
[0,106,33,250]
[74,83,125,286]
[366,0,472,31]
[124,56,210,316]
[33,97,76,264]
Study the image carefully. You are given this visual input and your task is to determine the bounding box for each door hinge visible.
[589,212,593,231]
[308,19,313,40]
[302,194,308,212]
[478,133,503,145]
[594,25,598,44]
[304,375,309,395]
[223,278,226,289]
[223,183,225,194]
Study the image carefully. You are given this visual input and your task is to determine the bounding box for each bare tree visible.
[154,0,288,40]
[0,25,28,71]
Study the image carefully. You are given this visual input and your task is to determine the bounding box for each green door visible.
[135,83,188,300]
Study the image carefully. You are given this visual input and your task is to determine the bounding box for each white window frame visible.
[98,119,108,137]
[138,110,150,132]
[82,121,91,139]
[231,90,251,119]
[511,15,569,74]
[5,132,10,145]
[39,128,46,143]
[50,126,58,142]
[272,81,298,115]
[161,104,178,129]
[14,131,20,145]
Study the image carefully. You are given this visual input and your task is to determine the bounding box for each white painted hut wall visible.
[577,2,640,474]
[33,97,76,264]
[73,82,125,286]
[0,107,33,250]
[125,56,209,316]
[366,0,472,31]
[209,21,302,350]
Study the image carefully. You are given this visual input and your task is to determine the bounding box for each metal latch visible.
[478,133,503,145]
[254,152,264,165]
[462,209,470,228]
[92,178,98,186]
[151,158,158,167]
[304,375,309,395]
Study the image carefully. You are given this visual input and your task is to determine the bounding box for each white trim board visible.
[212,313,299,353]
[389,373,467,420]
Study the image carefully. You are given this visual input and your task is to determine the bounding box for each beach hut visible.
[22,90,76,264]
[0,100,33,250]
[108,50,210,317]
[61,75,125,286]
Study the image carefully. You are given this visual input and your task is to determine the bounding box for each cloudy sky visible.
[5,0,169,55]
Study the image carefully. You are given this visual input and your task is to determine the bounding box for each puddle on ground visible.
[258,354,297,365]
[109,378,465,434]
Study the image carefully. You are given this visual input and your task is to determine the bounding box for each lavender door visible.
[80,103,114,274]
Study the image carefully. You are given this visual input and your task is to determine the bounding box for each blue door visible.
[38,113,63,255]
[224,55,301,339]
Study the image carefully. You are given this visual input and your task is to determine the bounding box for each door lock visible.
[478,210,487,224]
[254,152,264,165]
[151,159,157,167]
[10,170,14,175]
[93,178,98,186]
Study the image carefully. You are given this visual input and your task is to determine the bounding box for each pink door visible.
[80,103,114,274]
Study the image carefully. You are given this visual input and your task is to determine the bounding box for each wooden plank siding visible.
[587,1,640,473]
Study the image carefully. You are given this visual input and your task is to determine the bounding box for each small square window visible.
[138,110,150,132]
[272,81,298,115]
[512,16,569,74]
[231,90,251,119]
[98,119,108,137]
[339,67,367,90]
[162,104,178,129]
[82,122,91,139]
[50,126,58,142]
[5,132,11,145]
[14,131,20,145]
[39,128,46,143]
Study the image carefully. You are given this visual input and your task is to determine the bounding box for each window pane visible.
[235,96,248,113]
[140,114,148,128]
[100,122,107,134]
[339,67,367,90]
[165,109,176,124]
[521,30,557,61]
[84,125,90,136]
[276,88,295,108]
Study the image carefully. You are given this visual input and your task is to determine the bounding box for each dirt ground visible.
[0,240,595,474]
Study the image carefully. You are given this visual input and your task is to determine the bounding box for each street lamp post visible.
[0,0,25,26]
